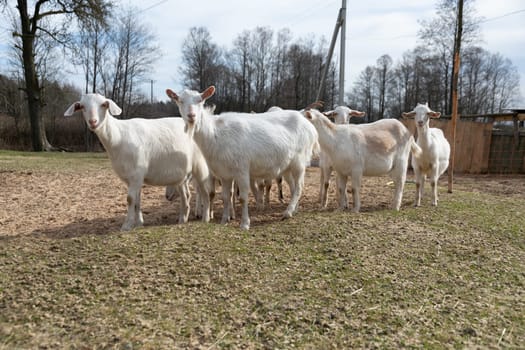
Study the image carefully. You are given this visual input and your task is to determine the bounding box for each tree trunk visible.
[17,0,54,151]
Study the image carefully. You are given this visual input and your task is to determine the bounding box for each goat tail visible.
[410,137,422,160]
[311,140,321,159]
[303,139,320,168]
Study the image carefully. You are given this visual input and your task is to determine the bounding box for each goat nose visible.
[187,113,196,122]
[89,119,97,127]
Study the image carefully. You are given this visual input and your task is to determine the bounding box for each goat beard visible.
[184,122,196,138]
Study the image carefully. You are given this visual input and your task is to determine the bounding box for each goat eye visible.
[101,101,109,109]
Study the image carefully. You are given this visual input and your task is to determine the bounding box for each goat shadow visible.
[27,199,284,239]
[25,197,415,240]
[29,203,196,240]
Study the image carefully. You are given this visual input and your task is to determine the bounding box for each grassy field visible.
[0,151,524,349]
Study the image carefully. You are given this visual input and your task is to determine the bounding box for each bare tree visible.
[104,7,160,116]
[374,54,393,119]
[483,52,520,113]
[249,27,274,110]
[179,26,336,113]
[285,37,329,110]
[0,74,25,143]
[75,18,111,95]
[1,0,113,151]
[231,30,253,111]
[350,66,375,121]
[72,17,112,151]
[180,26,221,92]
[269,29,292,108]
[418,0,481,114]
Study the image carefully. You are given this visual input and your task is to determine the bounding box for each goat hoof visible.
[120,222,134,231]
[282,211,292,219]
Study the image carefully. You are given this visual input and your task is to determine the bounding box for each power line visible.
[142,0,170,12]
[285,0,339,31]
[348,33,417,42]
[347,8,525,43]
[478,8,525,23]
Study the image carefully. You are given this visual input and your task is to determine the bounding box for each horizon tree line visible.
[0,0,521,151]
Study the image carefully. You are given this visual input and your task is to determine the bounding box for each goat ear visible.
[350,110,365,117]
[305,111,313,120]
[201,86,215,101]
[323,110,335,117]
[64,102,82,116]
[305,100,323,111]
[428,111,441,118]
[103,99,122,115]
[166,89,179,102]
[402,111,416,119]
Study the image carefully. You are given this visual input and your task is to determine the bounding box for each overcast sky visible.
[1,0,524,106]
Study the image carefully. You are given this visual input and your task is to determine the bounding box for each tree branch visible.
[31,0,51,34]
[36,25,68,45]
[35,9,73,21]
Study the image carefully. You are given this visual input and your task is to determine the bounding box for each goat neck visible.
[312,112,338,155]
[190,107,217,157]
[416,122,433,149]
[93,112,122,153]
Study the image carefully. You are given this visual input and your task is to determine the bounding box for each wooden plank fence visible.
[401,111,525,174]
[489,130,525,173]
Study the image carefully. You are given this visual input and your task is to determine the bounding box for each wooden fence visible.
[401,111,525,174]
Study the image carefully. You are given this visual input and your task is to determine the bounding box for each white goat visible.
[247,105,289,208]
[64,93,214,230]
[402,103,450,206]
[319,106,365,208]
[304,109,422,212]
[259,103,323,207]
[165,177,215,220]
[166,86,318,230]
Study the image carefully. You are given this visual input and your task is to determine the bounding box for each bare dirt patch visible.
[1,162,524,237]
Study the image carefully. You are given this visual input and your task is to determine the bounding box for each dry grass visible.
[0,151,524,349]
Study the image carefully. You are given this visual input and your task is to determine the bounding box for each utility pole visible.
[339,0,346,106]
[316,0,346,105]
[448,0,463,193]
